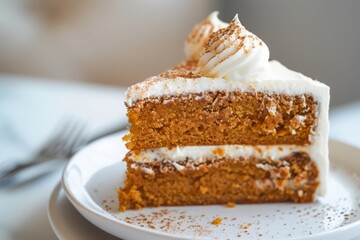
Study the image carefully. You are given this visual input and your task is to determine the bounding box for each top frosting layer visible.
[125,60,328,106]
[184,12,228,61]
[199,14,270,80]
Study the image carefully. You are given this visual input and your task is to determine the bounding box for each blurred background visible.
[0,1,360,239]
[0,0,359,106]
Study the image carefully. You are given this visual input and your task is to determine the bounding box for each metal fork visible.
[0,119,87,180]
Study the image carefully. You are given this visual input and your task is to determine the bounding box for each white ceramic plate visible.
[62,132,360,240]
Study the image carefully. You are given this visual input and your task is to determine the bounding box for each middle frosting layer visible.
[127,144,311,163]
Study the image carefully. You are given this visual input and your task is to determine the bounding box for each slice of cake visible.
[118,12,330,211]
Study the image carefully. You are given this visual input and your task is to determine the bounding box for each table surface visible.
[0,75,359,240]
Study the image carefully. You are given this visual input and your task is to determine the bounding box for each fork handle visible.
[0,161,38,179]
[0,159,57,179]
[0,163,18,179]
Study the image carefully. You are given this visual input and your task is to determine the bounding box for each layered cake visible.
[118,12,330,211]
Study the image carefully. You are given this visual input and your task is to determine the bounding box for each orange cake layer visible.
[124,91,317,150]
[118,152,319,211]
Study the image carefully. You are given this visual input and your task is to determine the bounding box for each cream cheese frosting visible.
[127,145,310,163]
[125,61,328,106]
[199,14,270,80]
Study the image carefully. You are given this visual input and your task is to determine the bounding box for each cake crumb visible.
[119,205,126,212]
[211,217,222,225]
[212,147,225,157]
[226,202,236,208]
[298,189,304,197]
[134,204,143,210]
[199,186,209,194]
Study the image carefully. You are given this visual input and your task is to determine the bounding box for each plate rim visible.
[48,183,67,240]
[61,134,360,240]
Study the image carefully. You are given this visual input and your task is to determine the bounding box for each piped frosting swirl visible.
[199,14,270,80]
[184,11,228,61]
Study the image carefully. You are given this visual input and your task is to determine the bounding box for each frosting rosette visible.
[199,14,270,80]
[184,11,228,61]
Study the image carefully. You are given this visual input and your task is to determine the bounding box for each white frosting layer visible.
[199,14,270,80]
[126,61,328,106]
[127,145,309,163]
